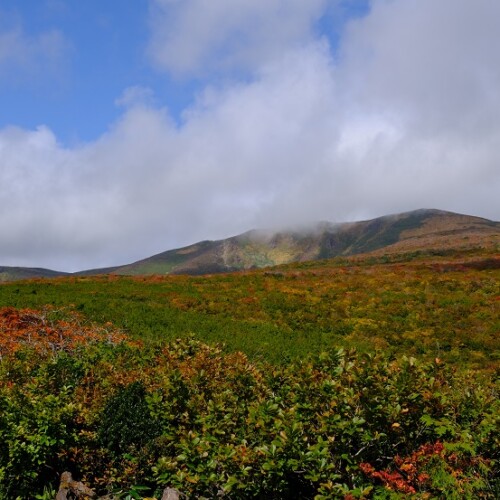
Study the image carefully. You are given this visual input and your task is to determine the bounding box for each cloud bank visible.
[1,0,499,271]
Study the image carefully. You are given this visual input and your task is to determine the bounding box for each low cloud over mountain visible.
[1,1,499,271]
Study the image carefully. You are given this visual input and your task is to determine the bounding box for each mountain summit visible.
[1,209,498,281]
[108,209,499,276]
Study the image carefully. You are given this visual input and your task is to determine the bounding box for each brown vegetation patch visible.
[0,306,127,357]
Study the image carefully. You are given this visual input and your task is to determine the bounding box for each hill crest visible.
[1,209,498,280]
[94,208,500,276]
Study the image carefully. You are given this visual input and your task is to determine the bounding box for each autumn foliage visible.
[0,312,498,498]
[0,306,126,357]
[0,249,498,498]
[360,443,446,494]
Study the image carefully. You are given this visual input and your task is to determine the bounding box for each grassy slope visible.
[107,209,500,276]
[1,247,498,370]
[1,246,498,498]
[2,210,498,280]
[0,266,68,282]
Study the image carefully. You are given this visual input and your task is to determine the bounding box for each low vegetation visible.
[1,249,498,368]
[0,248,498,498]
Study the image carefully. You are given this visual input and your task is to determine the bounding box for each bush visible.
[0,330,498,498]
[98,381,161,456]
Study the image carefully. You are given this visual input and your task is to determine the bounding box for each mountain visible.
[0,266,69,282]
[109,209,499,276]
[1,209,499,281]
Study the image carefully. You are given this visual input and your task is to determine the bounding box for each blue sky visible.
[0,0,369,143]
[1,0,499,271]
[1,0,165,142]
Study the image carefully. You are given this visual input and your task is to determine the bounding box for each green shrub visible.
[0,335,498,498]
[98,381,161,457]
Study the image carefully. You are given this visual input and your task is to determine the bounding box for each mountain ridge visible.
[1,209,498,281]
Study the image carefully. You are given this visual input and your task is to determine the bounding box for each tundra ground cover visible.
[0,249,498,498]
[0,249,498,368]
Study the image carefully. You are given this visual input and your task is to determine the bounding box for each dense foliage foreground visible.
[0,307,498,499]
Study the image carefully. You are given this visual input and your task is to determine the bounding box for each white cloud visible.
[339,0,500,136]
[148,0,328,77]
[115,86,156,108]
[1,0,499,271]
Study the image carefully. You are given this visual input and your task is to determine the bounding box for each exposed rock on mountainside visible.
[108,209,499,276]
[2,209,499,280]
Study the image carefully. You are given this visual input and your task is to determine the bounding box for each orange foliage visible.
[0,306,127,357]
[360,442,446,494]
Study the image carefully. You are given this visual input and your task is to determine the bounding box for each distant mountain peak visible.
[2,209,498,281]
[104,209,499,277]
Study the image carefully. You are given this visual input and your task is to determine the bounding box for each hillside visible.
[0,239,498,498]
[111,209,499,276]
[0,244,498,497]
[1,209,499,280]
[1,246,498,369]
[0,266,68,282]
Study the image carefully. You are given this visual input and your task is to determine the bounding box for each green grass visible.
[1,248,498,498]
[1,248,498,368]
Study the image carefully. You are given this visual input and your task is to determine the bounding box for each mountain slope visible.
[111,209,500,276]
[2,209,498,280]
[0,266,68,282]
